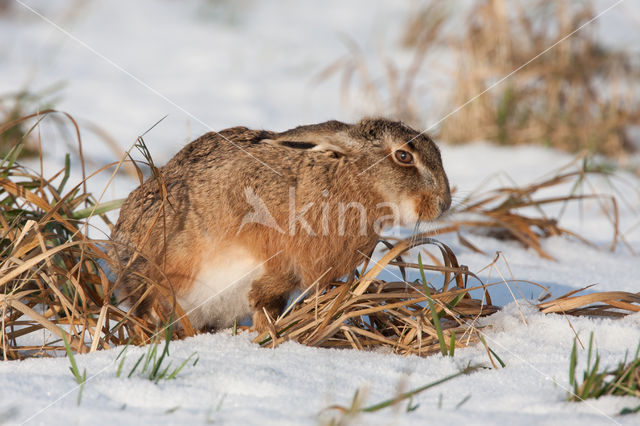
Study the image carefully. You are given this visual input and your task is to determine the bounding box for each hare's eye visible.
[394,150,414,165]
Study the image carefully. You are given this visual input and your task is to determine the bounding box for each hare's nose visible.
[439,197,451,214]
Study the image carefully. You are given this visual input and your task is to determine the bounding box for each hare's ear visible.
[263,139,346,158]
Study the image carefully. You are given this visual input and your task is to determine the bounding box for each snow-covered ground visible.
[1,1,640,425]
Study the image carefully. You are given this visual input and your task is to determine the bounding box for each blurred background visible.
[1,0,640,203]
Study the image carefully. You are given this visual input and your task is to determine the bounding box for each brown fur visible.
[109,118,451,332]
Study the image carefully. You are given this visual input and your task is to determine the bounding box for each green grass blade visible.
[154,362,172,383]
[168,353,198,380]
[77,370,86,406]
[149,327,172,380]
[405,396,419,412]
[447,292,466,309]
[1,141,25,172]
[361,364,479,413]
[57,153,70,194]
[71,198,124,219]
[455,394,471,409]
[62,333,83,383]
[116,339,132,361]
[418,253,448,356]
[116,353,127,378]
[128,353,145,378]
[141,341,158,375]
[580,355,601,399]
[569,338,577,388]
[488,347,506,368]
[620,404,640,415]
[449,331,456,357]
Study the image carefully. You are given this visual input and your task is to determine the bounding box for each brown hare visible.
[109,118,451,333]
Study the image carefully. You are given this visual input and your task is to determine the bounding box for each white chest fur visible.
[178,245,265,330]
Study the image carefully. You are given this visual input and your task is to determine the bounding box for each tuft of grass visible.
[0,111,143,360]
[438,0,640,158]
[121,323,198,383]
[0,110,192,361]
[319,0,640,158]
[322,364,479,424]
[568,332,640,407]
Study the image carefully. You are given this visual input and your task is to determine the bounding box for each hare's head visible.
[272,118,451,227]
[351,118,450,225]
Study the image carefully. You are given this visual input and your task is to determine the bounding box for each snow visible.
[2,311,640,425]
[1,1,640,425]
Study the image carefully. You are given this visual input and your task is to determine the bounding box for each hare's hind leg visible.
[248,271,300,333]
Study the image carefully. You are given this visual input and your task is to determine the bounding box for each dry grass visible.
[1,112,638,360]
[255,235,639,357]
[439,0,640,157]
[438,156,637,259]
[0,111,155,360]
[318,0,640,158]
[255,236,496,357]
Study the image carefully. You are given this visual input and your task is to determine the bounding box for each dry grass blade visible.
[539,290,640,315]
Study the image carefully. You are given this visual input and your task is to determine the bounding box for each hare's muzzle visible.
[439,193,452,216]
[413,187,451,222]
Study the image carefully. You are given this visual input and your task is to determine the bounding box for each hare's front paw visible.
[252,310,275,334]
[248,271,299,334]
